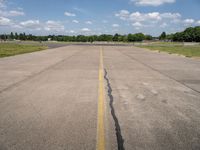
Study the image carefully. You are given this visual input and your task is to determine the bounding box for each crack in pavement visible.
[104,69,125,150]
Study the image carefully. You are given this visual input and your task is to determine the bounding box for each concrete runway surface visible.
[0,45,200,150]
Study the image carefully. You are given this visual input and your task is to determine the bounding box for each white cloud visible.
[135,27,140,30]
[115,10,194,34]
[132,22,143,27]
[146,12,161,20]
[81,28,91,32]
[0,16,11,26]
[72,20,79,23]
[160,22,168,28]
[69,30,75,33]
[85,21,92,24]
[115,10,130,20]
[197,20,200,25]
[170,18,181,24]
[66,30,76,34]
[64,12,76,17]
[183,19,194,24]
[131,0,175,6]
[8,10,25,16]
[129,12,161,22]
[44,21,65,32]
[129,12,142,21]
[160,13,181,19]
[0,0,25,17]
[12,24,23,29]
[0,0,6,8]
[112,24,119,27]
[0,10,25,17]
[20,20,41,30]
[116,10,181,24]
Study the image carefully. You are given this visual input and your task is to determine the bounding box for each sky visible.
[0,0,200,36]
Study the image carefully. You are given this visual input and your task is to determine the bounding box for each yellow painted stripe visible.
[97,47,105,150]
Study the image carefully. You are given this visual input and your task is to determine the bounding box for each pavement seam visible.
[119,50,200,94]
[0,50,83,94]
[104,69,125,150]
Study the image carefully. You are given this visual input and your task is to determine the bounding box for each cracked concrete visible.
[104,69,125,150]
[0,45,200,150]
[103,46,200,150]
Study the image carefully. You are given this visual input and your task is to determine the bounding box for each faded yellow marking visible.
[97,47,105,150]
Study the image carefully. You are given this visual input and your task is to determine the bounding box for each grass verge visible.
[138,44,200,58]
[0,43,48,58]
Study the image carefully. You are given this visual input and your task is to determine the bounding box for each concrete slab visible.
[103,46,200,150]
[0,46,101,150]
[0,45,200,150]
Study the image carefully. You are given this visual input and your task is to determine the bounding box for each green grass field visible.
[138,43,200,58]
[0,43,48,58]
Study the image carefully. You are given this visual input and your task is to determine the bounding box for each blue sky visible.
[0,0,200,36]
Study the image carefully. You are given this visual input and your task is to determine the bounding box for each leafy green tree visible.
[135,33,145,41]
[113,33,119,41]
[159,32,166,40]
[10,32,14,39]
[145,35,153,40]
[0,34,7,41]
[15,33,18,40]
[194,26,200,42]
[88,36,94,43]
[170,26,200,42]
[166,34,173,41]
[127,34,135,42]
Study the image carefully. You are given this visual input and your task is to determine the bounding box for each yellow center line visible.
[97,47,105,150]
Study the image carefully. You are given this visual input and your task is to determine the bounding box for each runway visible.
[0,45,200,150]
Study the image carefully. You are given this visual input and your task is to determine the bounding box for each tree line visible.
[0,32,153,42]
[0,26,200,42]
[160,26,200,42]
